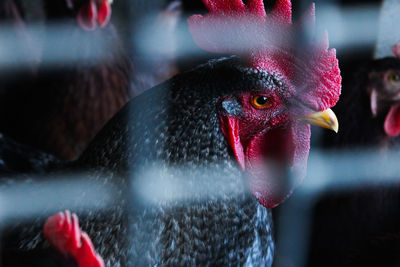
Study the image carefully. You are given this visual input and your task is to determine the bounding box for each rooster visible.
[0,0,113,64]
[0,0,341,266]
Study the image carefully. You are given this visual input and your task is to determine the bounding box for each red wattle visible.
[219,115,245,170]
[96,0,112,28]
[384,104,400,137]
[77,1,98,31]
[219,112,310,209]
[245,127,296,208]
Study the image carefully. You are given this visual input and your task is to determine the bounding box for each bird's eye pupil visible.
[389,73,400,82]
[252,95,271,108]
[256,96,268,105]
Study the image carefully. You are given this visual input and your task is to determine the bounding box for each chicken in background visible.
[0,0,42,108]
[323,41,400,149]
[1,0,341,266]
[150,0,181,81]
[0,0,42,70]
[129,0,182,95]
[307,41,400,267]
[0,0,131,161]
[0,0,183,161]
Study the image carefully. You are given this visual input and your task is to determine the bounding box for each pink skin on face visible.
[384,104,400,137]
[392,42,400,59]
[219,92,310,208]
[383,42,400,136]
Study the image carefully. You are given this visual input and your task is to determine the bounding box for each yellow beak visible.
[302,108,339,133]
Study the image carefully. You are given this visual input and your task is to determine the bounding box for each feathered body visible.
[0,133,60,176]
[3,58,276,266]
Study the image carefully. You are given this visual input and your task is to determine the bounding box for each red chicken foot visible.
[43,210,105,267]
[77,0,112,31]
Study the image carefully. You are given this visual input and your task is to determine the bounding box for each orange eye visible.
[389,72,400,83]
[252,95,271,109]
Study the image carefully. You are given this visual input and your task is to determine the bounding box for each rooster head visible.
[367,41,400,137]
[188,0,341,208]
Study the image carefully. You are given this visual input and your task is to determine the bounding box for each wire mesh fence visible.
[1,0,399,266]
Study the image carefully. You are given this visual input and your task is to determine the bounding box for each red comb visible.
[188,0,341,111]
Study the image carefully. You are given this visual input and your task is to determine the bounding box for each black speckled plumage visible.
[2,57,282,266]
[0,133,60,176]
